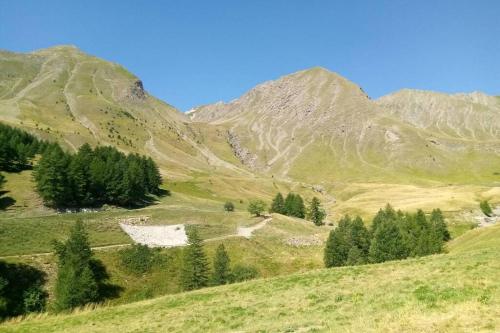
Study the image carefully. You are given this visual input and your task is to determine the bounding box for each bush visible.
[247,199,267,217]
[224,201,235,212]
[119,244,161,275]
[229,265,259,283]
[480,200,493,217]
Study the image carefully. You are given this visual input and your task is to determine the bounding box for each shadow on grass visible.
[0,191,16,210]
[90,259,124,301]
[0,261,47,319]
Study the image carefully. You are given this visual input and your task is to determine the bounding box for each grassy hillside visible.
[2,224,499,332]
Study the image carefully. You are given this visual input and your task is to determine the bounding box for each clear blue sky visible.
[1,0,499,111]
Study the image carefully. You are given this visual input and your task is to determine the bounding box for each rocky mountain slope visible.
[1,47,499,184]
[191,67,500,184]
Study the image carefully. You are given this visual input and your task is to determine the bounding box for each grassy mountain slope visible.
[191,67,500,184]
[3,224,499,333]
[0,46,241,178]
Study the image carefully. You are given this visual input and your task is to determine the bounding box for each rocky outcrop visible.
[227,130,258,169]
[128,80,146,101]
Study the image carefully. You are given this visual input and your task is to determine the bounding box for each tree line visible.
[0,123,46,172]
[324,204,450,267]
[270,192,326,225]
[34,143,162,207]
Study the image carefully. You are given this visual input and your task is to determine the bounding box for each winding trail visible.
[1,217,273,259]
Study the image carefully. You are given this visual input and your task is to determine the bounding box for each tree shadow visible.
[0,191,16,210]
[0,261,47,319]
[90,259,123,301]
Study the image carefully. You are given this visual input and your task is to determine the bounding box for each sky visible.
[1,0,499,111]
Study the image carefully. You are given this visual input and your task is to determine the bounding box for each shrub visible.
[229,265,259,283]
[119,244,161,275]
[224,201,235,212]
[480,200,493,217]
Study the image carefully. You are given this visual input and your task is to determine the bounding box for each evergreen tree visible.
[53,220,98,311]
[348,216,371,258]
[369,219,408,263]
[307,197,326,226]
[212,244,230,285]
[430,208,450,241]
[181,228,209,291]
[346,246,365,266]
[270,192,285,214]
[34,145,71,207]
[324,216,351,267]
[68,144,93,206]
[284,193,306,218]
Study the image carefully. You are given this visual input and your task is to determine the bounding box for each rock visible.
[227,130,258,169]
[312,185,325,194]
[128,80,146,101]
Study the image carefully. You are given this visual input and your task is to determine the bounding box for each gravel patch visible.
[120,223,188,247]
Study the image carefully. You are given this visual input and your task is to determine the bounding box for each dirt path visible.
[1,217,274,259]
[0,243,131,260]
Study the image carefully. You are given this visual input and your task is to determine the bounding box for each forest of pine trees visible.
[0,123,162,208]
[271,192,325,225]
[34,143,162,208]
[324,204,450,267]
[270,192,306,218]
[0,123,46,172]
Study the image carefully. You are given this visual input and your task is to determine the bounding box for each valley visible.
[0,46,498,332]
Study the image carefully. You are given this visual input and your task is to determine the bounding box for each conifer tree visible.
[181,228,209,291]
[34,145,71,207]
[270,192,285,214]
[430,208,450,241]
[307,197,326,226]
[324,216,351,267]
[369,219,408,263]
[212,244,230,285]
[349,216,371,258]
[68,144,93,206]
[53,220,98,311]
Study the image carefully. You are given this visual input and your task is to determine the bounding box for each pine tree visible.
[53,220,98,311]
[270,192,285,214]
[284,193,295,216]
[430,208,450,241]
[348,216,371,258]
[284,193,306,218]
[346,246,365,266]
[324,216,351,267]
[34,145,71,207]
[212,244,230,285]
[308,197,326,226]
[369,219,408,263]
[181,228,209,291]
[68,144,93,206]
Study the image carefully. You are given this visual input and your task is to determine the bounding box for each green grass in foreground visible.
[2,225,499,332]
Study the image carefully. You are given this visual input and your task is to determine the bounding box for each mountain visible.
[0,46,241,178]
[191,67,500,184]
[1,47,499,185]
